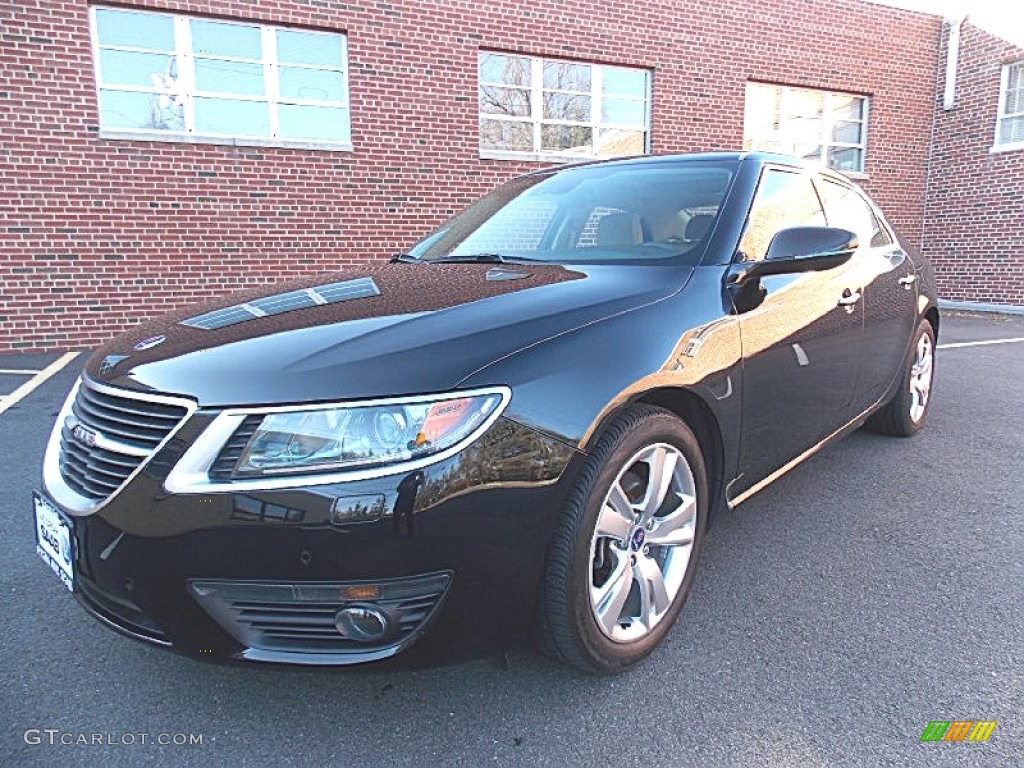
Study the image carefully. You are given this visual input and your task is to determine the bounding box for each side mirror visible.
[732,227,859,283]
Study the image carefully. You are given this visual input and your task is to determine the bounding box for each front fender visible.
[458,265,743,483]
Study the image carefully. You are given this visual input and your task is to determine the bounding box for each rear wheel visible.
[864,318,936,436]
[540,405,708,673]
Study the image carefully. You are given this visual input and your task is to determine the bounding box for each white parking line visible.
[938,337,1024,350]
[0,352,79,416]
[0,368,44,375]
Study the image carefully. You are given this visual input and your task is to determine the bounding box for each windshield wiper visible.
[428,252,542,264]
[389,252,423,264]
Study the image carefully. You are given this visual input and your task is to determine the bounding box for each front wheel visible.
[539,405,708,673]
[864,318,936,436]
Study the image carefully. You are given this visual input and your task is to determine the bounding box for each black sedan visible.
[34,152,938,673]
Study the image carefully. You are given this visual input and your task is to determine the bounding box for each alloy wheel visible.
[909,331,933,423]
[588,443,698,643]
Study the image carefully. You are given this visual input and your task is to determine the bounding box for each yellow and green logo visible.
[920,720,997,742]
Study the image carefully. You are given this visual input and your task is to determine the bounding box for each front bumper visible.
[45,408,580,667]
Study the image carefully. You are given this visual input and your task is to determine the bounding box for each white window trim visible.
[992,61,1024,154]
[744,82,870,175]
[90,6,353,151]
[477,53,651,162]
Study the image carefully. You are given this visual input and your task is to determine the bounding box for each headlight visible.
[163,387,510,492]
[232,393,503,476]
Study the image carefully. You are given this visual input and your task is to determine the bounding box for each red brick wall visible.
[1,0,941,353]
[923,23,1024,306]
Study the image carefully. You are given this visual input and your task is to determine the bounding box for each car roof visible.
[534,151,854,185]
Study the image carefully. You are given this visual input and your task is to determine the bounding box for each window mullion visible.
[532,58,543,154]
[592,66,602,157]
[264,27,279,138]
[176,16,196,133]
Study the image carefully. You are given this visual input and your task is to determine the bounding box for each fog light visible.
[334,605,389,642]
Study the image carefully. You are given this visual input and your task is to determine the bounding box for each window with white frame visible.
[91,6,351,147]
[995,61,1024,149]
[478,52,650,160]
[743,82,869,174]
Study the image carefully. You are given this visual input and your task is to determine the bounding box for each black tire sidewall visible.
[560,407,708,671]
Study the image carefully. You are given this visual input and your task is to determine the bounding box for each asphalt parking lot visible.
[1,312,1021,767]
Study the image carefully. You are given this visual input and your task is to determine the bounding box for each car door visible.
[730,167,864,498]
[815,177,918,413]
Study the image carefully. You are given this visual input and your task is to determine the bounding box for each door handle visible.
[837,290,861,307]
[899,274,917,290]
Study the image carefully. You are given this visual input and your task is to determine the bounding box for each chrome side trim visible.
[727,401,877,509]
[163,386,512,494]
[42,377,198,517]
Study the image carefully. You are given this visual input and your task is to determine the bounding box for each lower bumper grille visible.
[189,573,451,663]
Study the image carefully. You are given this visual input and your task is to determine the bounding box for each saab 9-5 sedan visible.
[35,152,938,673]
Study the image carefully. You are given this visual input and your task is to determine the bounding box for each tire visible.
[864,318,936,437]
[539,405,708,674]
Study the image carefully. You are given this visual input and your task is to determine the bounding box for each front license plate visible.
[34,492,74,592]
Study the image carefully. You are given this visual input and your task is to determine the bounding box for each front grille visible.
[190,573,451,659]
[59,381,190,503]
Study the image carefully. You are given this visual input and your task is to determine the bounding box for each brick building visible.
[0,0,1021,353]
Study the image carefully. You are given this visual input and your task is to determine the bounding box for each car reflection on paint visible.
[35,152,938,673]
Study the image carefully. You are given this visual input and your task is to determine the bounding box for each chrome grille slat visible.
[74,397,177,436]
[78,386,187,421]
[60,436,139,471]
[58,380,190,503]
[72,401,169,446]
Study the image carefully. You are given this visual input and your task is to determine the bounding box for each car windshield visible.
[407,159,738,265]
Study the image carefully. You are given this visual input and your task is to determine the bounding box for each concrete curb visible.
[938,299,1024,316]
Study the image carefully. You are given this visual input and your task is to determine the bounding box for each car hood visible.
[85,263,690,406]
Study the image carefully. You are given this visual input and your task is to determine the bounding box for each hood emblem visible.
[98,354,129,376]
[134,335,166,351]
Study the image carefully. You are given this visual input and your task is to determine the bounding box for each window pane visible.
[831,119,863,144]
[543,61,591,91]
[480,119,533,152]
[793,143,822,163]
[95,9,174,51]
[596,128,645,156]
[479,53,530,87]
[601,98,644,125]
[480,86,531,117]
[1000,116,1024,144]
[194,97,270,136]
[280,67,346,102]
[194,60,265,96]
[541,124,592,153]
[276,30,345,68]
[191,20,261,60]
[786,89,824,119]
[828,146,863,172]
[602,67,646,98]
[99,89,184,131]
[1005,65,1023,115]
[278,104,350,141]
[829,95,864,122]
[99,50,177,88]
[819,180,883,246]
[543,92,590,121]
